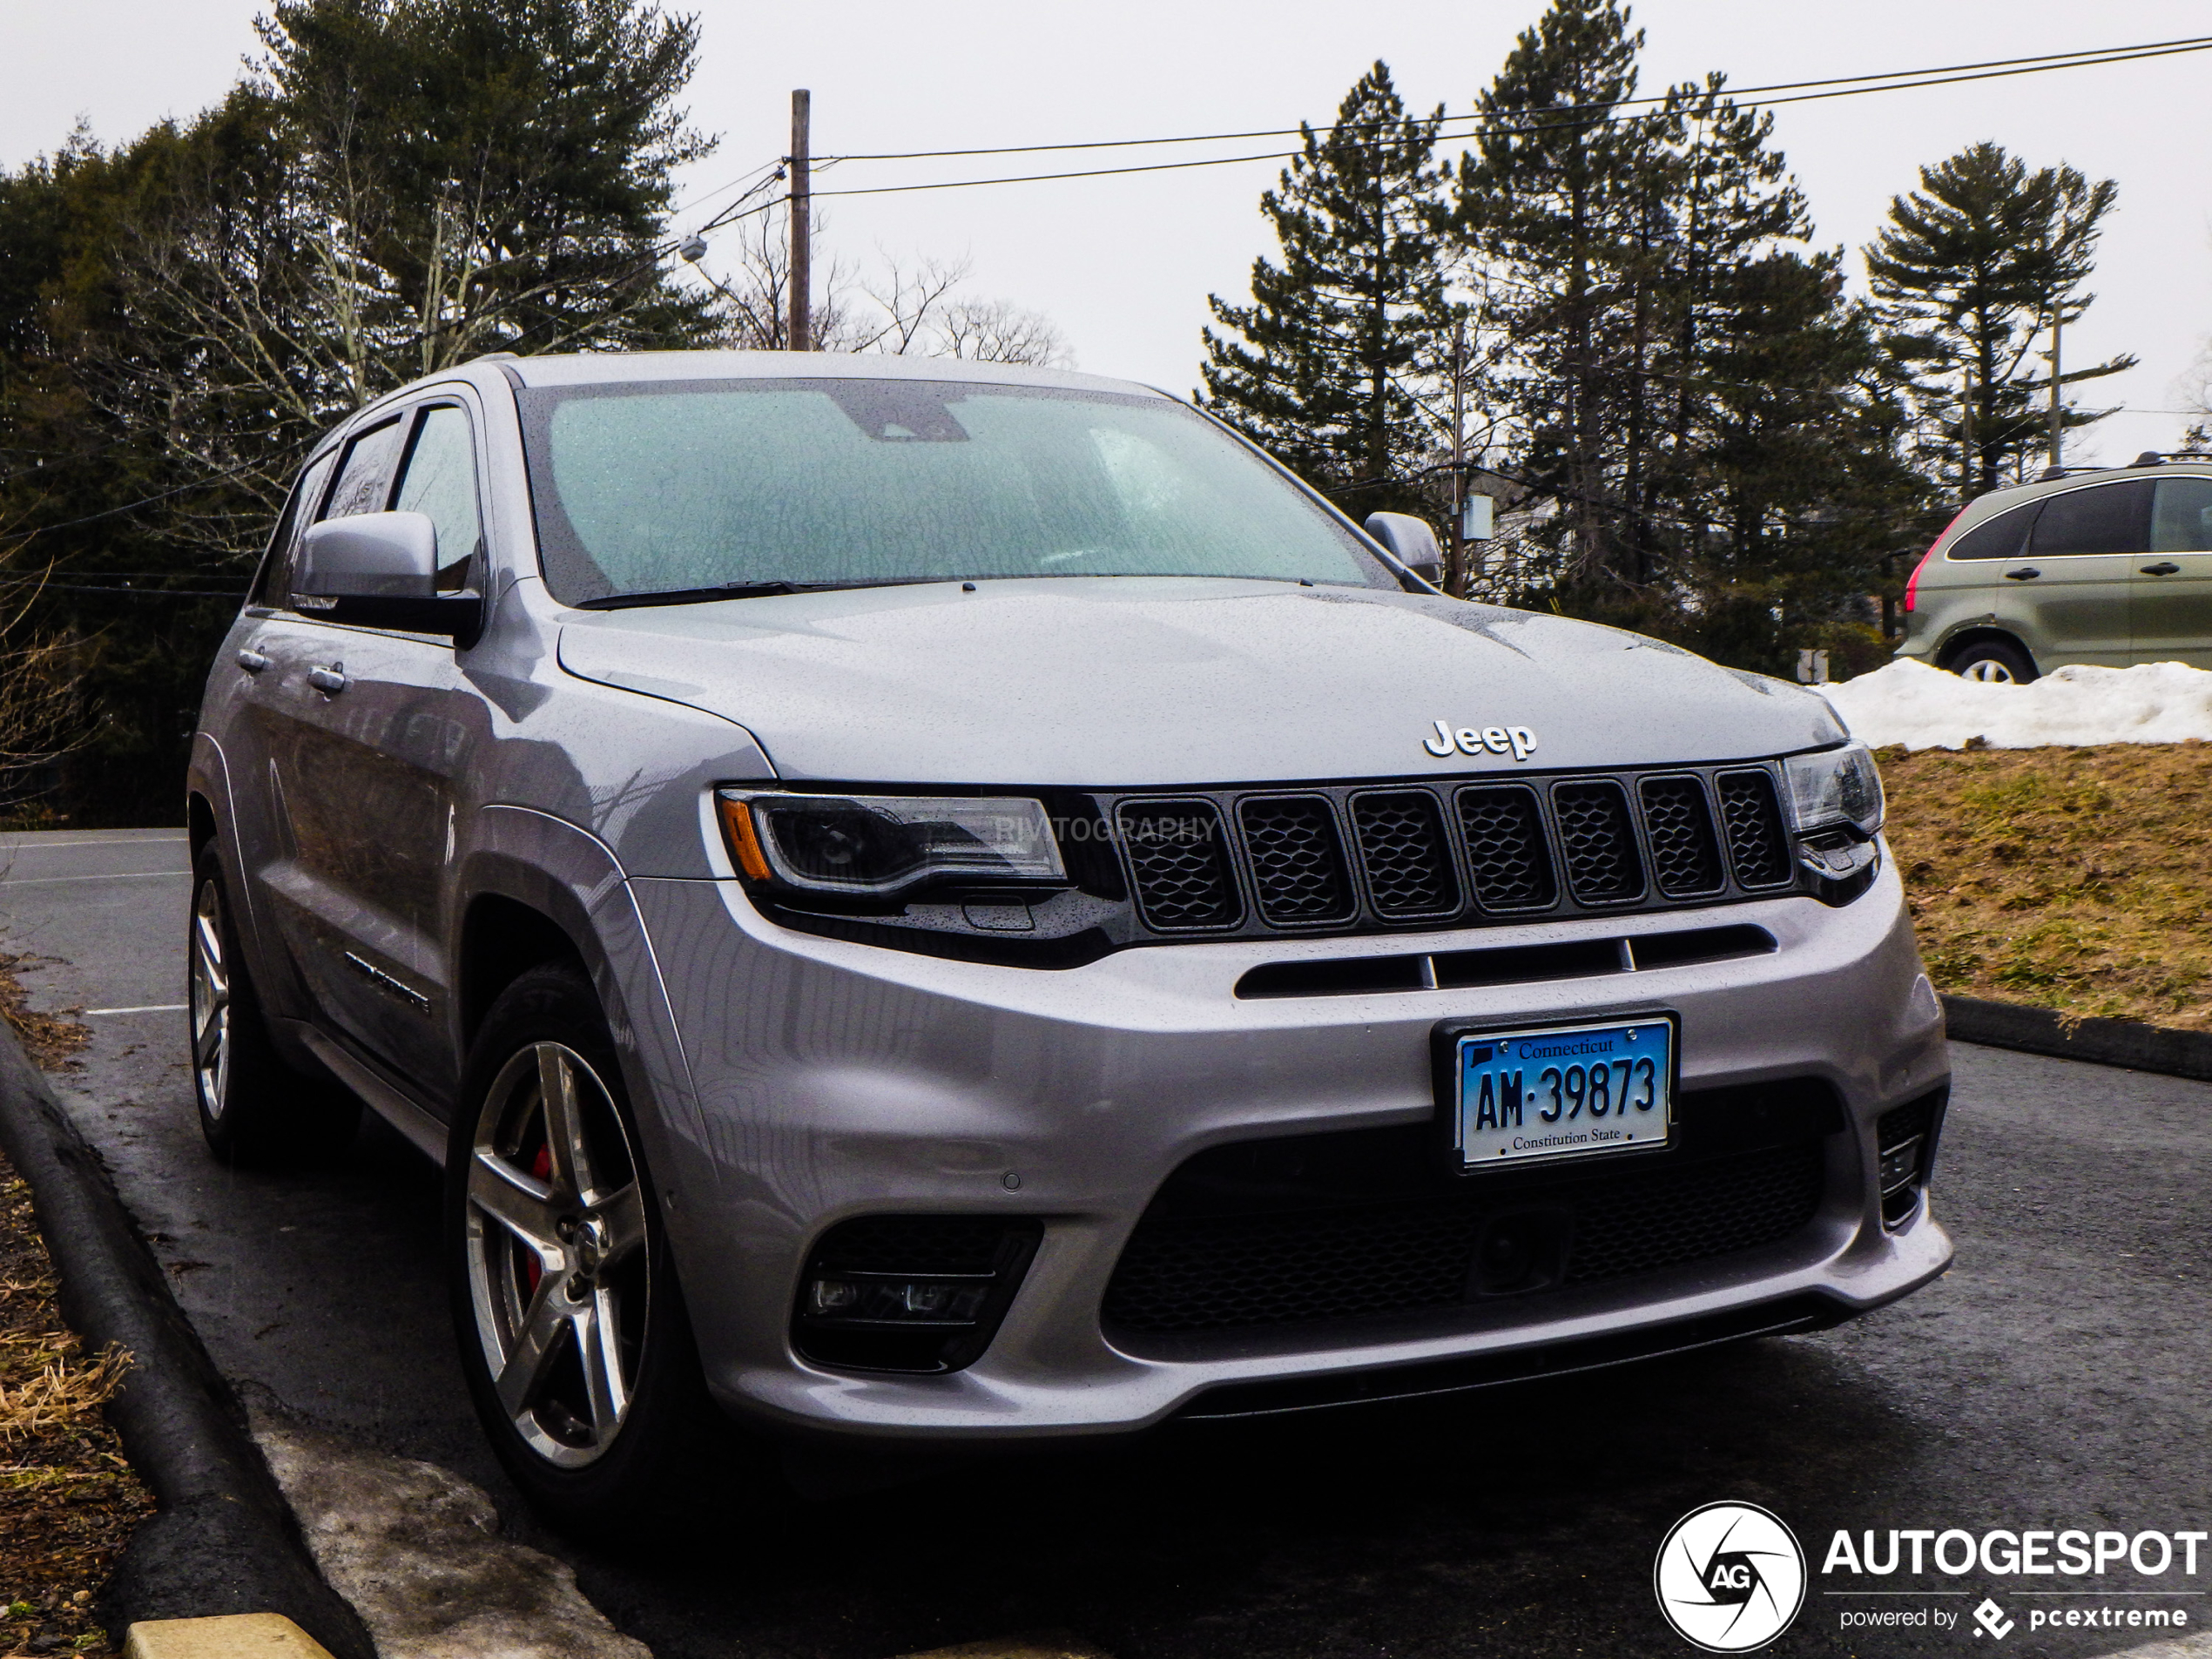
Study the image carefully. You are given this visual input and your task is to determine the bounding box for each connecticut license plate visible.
[1452,1016,1676,1171]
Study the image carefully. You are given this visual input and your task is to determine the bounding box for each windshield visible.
[515,377,1390,604]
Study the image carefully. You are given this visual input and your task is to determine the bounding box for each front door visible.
[244,396,489,1106]
[2134,475,2212,668]
[2005,478,2149,669]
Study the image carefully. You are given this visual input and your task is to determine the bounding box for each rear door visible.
[2011,479,2150,668]
[2135,475,2212,666]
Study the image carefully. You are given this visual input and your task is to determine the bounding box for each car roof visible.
[1940,456,2212,540]
[496,348,1171,401]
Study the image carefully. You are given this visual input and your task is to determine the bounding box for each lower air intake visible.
[1103,1143,1825,1343]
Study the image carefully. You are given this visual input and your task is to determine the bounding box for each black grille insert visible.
[1551,780,1646,904]
[1455,785,1557,910]
[1104,1137,1827,1342]
[1717,770,1793,888]
[1118,799,1241,930]
[1640,776,1725,897]
[1350,791,1460,918]
[1238,796,1356,926]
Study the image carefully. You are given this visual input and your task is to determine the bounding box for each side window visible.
[392,405,483,593]
[2152,477,2212,553]
[2028,480,2154,557]
[1946,504,2036,562]
[320,417,408,522]
[254,450,339,605]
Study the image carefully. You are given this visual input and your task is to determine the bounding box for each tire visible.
[188,846,361,1165]
[446,962,744,1536]
[1946,637,2038,684]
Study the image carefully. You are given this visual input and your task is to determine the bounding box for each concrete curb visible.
[1943,994,2212,1082]
[0,1031,373,1659]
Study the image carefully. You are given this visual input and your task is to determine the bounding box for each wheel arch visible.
[1934,626,2037,674]
[456,887,593,1053]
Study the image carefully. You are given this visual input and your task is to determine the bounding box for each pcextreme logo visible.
[1655,1502,1808,1652]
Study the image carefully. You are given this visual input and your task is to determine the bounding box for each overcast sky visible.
[4,0,2208,464]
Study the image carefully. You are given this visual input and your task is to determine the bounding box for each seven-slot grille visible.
[1102,765,1796,940]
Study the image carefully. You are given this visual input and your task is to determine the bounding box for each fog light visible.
[1878,1136,1924,1197]
[804,1273,995,1325]
[793,1216,1042,1374]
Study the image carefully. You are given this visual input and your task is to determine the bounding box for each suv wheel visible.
[189,846,361,1164]
[448,963,740,1534]
[1946,637,2038,684]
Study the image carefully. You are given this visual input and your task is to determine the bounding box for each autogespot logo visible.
[1656,1502,1809,1652]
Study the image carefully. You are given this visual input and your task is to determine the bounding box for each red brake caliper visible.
[525,1142,554,1294]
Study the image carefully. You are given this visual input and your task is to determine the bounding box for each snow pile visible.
[1819,658,2212,750]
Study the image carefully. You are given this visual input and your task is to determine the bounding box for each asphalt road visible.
[4,826,2206,1659]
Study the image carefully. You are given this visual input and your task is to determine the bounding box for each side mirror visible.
[295,511,481,639]
[1363,511,1444,588]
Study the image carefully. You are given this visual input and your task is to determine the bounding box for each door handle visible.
[236,649,270,673]
[306,664,348,695]
[2141,562,2182,576]
[2003,567,2040,581]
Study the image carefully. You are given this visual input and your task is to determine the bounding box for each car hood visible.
[554,577,1844,786]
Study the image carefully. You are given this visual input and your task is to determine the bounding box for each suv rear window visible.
[1946,503,2035,561]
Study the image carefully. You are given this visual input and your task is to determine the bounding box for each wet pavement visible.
[5,826,2205,1659]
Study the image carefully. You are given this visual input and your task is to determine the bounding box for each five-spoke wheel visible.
[463,1040,651,1467]
[447,962,731,1532]
[187,846,359,1164]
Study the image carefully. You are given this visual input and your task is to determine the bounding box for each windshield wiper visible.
[575,578,932,610]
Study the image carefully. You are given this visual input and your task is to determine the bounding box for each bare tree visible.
[690,211,1070,367]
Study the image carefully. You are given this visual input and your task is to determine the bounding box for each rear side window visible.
[2152,477,2212,553]
[393,405,483,592]
[2028,480,2153,556]
[1946,504,2035,561]
[320,417,408,521]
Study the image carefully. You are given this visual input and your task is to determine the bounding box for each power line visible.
[818,35,2212,163]
[804,35,2212,199]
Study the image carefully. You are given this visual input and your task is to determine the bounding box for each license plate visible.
[1452,1016,1675,1171]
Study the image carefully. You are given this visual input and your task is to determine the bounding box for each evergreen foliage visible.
[1198,64,1454,523]
[1865,141,2130,496]
[0,0,718,824]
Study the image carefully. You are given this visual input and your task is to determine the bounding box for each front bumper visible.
[629,852,1952,1441]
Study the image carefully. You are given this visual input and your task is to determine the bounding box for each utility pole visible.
[788,88,812,352]
[1960,364,1976,506]
[1447,314,1467,597]
[2047,307,2065,472]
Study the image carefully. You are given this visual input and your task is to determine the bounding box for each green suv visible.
[1898,458,2212,682]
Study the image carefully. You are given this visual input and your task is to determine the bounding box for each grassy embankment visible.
[1879,744,2212,1031]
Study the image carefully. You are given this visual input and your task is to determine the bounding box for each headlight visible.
[1783,742,1885,837]
[716,790,1066,898]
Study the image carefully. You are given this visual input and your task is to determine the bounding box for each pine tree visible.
[1455,0,1677,626]
[1866,142,2130,496]
[1198,63,1453,526]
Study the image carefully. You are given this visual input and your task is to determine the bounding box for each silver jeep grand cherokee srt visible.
[187,351,1952,1526]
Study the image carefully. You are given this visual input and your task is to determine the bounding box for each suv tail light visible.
[1902,511,1965,613]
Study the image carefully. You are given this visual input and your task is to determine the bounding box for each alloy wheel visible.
[1962,659,2017,683]
[463,1042,651,1468]
[189,877,232,1116]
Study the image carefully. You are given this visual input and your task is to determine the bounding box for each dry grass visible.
[0,1160,152,1658]
[0,961,84,1075]
[1879,742,2212,1030]
[0,951,152,1656]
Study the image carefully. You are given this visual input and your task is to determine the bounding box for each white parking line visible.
[86,1005,185,1015]
[0,871,191,885]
